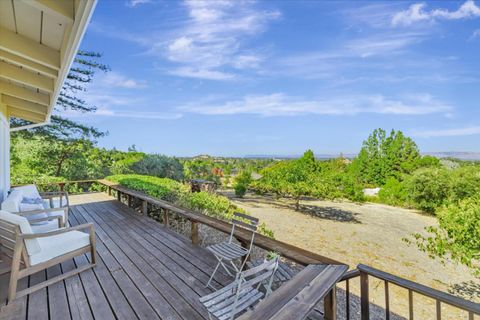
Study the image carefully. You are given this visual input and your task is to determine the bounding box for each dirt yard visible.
[223,191,479,319]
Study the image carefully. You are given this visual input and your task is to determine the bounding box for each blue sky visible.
[72,0,480,156]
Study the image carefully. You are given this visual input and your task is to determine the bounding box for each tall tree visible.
[11,51,109,178]
[353,129,421,186]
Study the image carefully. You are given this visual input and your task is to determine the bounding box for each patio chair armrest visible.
[20,223,94,239]
[40,191,70,207]
[27,215,64,227]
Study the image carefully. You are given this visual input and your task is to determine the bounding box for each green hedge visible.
[106,174,274,237]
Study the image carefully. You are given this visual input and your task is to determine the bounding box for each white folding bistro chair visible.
[206,212,258,289]
[200,257,279,320]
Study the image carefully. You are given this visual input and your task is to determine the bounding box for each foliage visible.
[106,174,274,237]
[352,129,421,186]
[404,168,451,213]
[378,177,408,206]
[413,195,480,274]
[130,154,184,181]
[233,170,252,198]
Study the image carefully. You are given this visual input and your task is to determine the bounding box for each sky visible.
[72,0,480,156]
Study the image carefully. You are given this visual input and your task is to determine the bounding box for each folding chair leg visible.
[206,261,221,289]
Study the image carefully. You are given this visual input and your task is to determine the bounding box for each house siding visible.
[0,106,10,202]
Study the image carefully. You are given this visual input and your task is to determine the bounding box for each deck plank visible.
[77,203,206,320]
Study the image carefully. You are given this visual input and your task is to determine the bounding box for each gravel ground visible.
[221,191,480,319]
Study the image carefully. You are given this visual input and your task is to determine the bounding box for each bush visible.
[413,195,480,274]
[449,166,480,202]
[233,171,252,198]
[234,183,247,197]
[378,177,407,206]
[130,154,184,181]
[404,168,450,213]
[106,174,274,237]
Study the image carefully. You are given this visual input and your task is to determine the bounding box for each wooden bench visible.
[239,264,348,320]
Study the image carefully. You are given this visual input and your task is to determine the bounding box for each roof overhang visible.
[0,0,97,131]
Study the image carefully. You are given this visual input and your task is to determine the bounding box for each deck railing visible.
[25,179,480,320]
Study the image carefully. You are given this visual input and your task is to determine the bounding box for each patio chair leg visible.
[206,261,221,289]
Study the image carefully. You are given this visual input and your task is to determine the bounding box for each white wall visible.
[0,105,10,202]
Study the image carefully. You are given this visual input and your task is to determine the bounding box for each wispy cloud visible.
[100,72,147,89]
[413,126,480,137]
[180,93,452,117]
[154,0,280,80]
[125,0,152,8]
[392,1,480,26]
[470,28,480,39]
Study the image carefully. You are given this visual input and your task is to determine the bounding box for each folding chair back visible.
[229,212,259,245]
[238,256,279,295]
[200,257,279,320]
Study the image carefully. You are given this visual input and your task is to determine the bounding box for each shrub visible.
[378,177,408,206]
[234,183,247,198]
[404,168,450,214]
[106,174,274,238]
[413,195,480,274]
[449,166,480,202]
[233,171,252,198]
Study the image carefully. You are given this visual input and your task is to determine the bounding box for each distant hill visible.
[422,152,480,161]
[245,152,480,161]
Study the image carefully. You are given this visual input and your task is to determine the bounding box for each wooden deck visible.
[0,193,233,320]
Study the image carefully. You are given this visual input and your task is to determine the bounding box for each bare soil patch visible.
[223,191,479,318]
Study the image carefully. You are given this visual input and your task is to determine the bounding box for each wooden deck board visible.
[0,193,232,320]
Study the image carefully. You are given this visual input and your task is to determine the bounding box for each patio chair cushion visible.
[1,189,24,212]
[13,185,41,200]
[0,210,41,255]
[29,230,90,266]
[31,220,61,233]
[43,199,66,219]
[19,201,48,225]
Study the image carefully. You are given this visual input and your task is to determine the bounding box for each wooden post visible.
[108,186,112,196]
[360,272,370,320]
[191,221,200,245]
[60,183,65,192]
[117,190,121,202]
[163,209,169,227]
[142,201,148,215]
[324,286,337,320]
[127,195,132,207]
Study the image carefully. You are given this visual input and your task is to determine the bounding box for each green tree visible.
[255,150,318,210]
[11,51,109,179]
[353,129,421,186]
[130,154,184,181]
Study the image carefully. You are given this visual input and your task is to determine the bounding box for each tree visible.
[255,150,319,210]
[353,129,421,186]
[130,154,184,181]
[11,51,109,178]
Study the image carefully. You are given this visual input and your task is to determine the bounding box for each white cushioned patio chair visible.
[206,212,259,289]
[1,184,70,233]
[200,257,279,320]
[0,210,96,302]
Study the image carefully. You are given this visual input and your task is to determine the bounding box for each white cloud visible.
[413,126,480,137]
[126,0,152,8]
[157,0,280,80]
[470,29,480,39]
[100,72,147,89]
[392,1,480,26]
[66,107,182,120]
[180,93,452,117]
